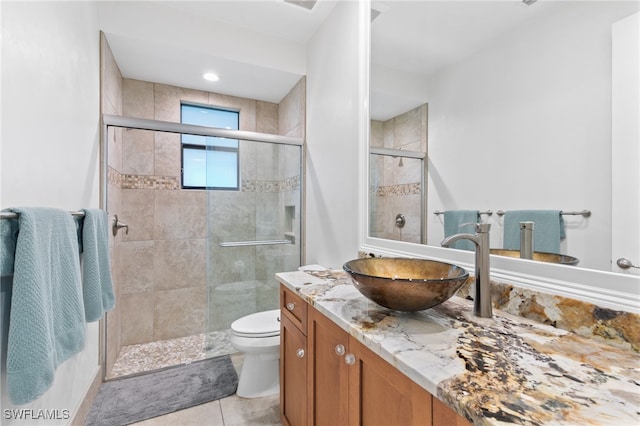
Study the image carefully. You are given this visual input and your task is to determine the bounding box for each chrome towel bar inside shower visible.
[219,239,292,247]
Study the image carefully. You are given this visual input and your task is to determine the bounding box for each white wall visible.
[305,1,362,268]
[611,12,640,275]
[1,1,101,423]
[426,1,639,271]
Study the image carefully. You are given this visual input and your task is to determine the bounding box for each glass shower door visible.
[104,118,302,379]
[205,139,302,356]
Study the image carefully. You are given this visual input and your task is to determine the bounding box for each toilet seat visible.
[231,309,280,338]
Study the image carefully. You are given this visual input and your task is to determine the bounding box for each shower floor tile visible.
[108,330,235,379]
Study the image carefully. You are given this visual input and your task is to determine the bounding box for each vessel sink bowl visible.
[489,249,579,266]
[343,258,469,312]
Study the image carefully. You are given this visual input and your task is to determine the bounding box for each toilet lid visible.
[231,309,280,338]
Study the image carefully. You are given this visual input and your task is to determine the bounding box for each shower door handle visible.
[112,215,129,237]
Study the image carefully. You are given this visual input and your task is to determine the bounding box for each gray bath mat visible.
[85,355,238,426]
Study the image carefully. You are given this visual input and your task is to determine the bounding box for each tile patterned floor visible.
[108,331,234,379]
[108,332,281,425]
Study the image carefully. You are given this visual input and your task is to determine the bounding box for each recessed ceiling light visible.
[203,72,219,82]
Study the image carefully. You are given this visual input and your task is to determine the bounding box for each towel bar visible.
[0,210,85,220]
[219,239,292,247]
[434,210,493,216]
[495,210,591,218]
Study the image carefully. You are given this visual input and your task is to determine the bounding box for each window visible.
[181,104,239,190]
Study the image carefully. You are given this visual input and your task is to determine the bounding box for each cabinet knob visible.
[344,353,356,365]
[296,348,305,358]
[335,344,346,356]
[286,302,296,311]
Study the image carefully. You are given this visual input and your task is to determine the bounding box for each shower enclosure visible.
[369,148,426,244]
[369,104,427,244]
[103,115,303,379]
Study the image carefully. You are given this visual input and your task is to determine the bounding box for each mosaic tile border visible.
[109,167,300,193]
[375,182,421,197]
[121,174,180,190]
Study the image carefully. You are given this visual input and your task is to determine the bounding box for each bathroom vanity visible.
[277,266,640,426]
[279,280,468,426]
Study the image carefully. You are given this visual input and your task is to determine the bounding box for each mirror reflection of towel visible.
[503,210,565,253]
[444,210,479,251]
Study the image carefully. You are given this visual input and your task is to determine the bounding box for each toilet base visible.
[236,351,280,398]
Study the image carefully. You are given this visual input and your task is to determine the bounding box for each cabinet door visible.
[308,307,350,426]
[432,397,472,426]
[281,314,307,426]
[349,337,432,426]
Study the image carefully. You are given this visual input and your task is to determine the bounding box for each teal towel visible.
[503,210,565,253]
[6,207,86,405]
[0,217,19,276]
[444,210,479,251]
[0,215,82,276]
[81,209,115,322]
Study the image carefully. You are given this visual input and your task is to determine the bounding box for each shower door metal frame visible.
[369,147,427,244]
[100,114,305,381]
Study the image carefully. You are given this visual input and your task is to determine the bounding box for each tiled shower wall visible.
[100,34,305,373]
[369,104,427,243]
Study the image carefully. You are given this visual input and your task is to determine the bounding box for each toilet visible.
[230,309,281,398]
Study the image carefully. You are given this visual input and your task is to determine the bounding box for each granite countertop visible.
[276,265,640,426]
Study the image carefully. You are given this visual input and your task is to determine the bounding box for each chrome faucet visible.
[441,223,492,318]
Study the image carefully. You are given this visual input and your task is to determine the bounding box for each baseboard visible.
[70,366,103,426]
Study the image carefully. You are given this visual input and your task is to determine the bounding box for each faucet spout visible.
[441,232,479,249]
[441,223,492,318]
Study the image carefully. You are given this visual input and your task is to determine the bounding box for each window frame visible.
[180,103,240,191]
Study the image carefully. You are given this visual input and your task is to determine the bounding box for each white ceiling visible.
[99,0,338,104]
[99,0,561,116]
[371,0,559,78]
[369,0,562,120]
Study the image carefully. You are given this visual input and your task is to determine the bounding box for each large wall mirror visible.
[368,0,638,271]
[363,0,639,311]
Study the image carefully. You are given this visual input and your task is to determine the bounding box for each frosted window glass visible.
[181,104,239,190]
[182,148,207,188]
[206,150,237,188]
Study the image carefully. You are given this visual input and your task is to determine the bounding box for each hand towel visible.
[443,210,479,251]
[80,209,115,322]
[0,216,19,276]
[6,207,86,405]
[503,210,565,253]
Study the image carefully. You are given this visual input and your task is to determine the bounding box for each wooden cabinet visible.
[280,286,308,426]
[349,337,432,426]
[308,306,351,425]
[280,284,471,426]
[432,398,471,426]
[281,313,307,426]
